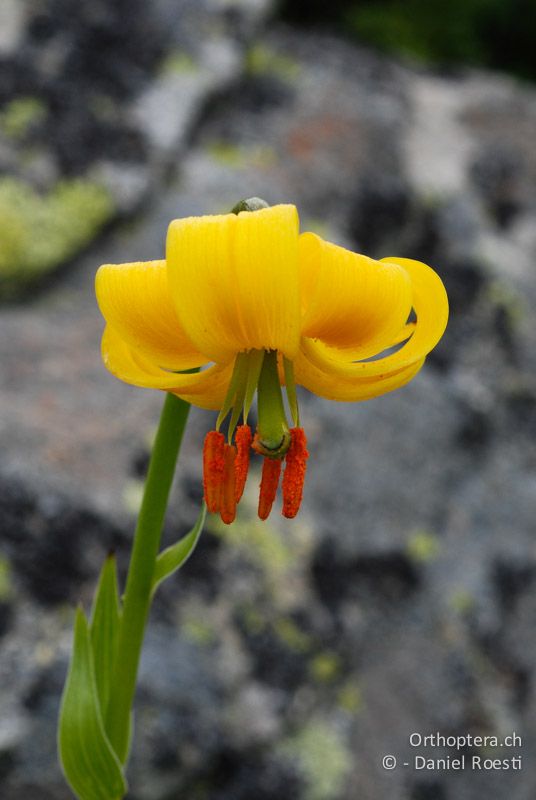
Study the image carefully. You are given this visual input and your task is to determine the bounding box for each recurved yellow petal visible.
[299,233,412,355]
[96,260,204,370]
[166,205,301,363]
[299,255,448,380]
[101,325,233,410]
[294,349,424,401]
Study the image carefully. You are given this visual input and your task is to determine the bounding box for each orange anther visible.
[234,424,252,502]
[258,457,282,521]
[220,444,237,524]
[282,428,308,519]
[202,430,225,513]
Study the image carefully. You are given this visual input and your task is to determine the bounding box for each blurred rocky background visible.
[1,1,536,799]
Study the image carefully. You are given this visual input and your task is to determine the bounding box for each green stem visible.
[105,392,190,763]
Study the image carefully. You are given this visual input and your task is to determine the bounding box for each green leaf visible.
[89,555,121,718]
[58,608,127,800]
[152,504,206,594]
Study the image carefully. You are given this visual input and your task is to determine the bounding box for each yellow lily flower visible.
[96,202,448,523]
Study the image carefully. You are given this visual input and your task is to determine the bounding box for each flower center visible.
[202,349,308,523]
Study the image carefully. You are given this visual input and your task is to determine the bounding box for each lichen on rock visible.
[0,177,114,299]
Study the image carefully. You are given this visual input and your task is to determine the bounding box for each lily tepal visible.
[96,198,448,524]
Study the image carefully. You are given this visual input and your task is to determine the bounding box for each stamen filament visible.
[243,349,265,422]
[283,356,300,427]
[227,379,247,444]
[216,352,249,432]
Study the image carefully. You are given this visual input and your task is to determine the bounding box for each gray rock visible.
[0,0,26,57]
[0,0,274,297]
[2,17,536,800]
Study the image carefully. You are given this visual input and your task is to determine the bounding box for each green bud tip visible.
[231,197,270,214]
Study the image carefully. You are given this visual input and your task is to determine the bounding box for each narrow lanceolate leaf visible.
[152,504,206,595]
[58,608,127,800]
[89,555,121,718]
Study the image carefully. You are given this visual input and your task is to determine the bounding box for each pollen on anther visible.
[282,427,309,519]
[220,444,237,524]
[234,424,252,502]
[203,431,225,513]
[258,457,282,521]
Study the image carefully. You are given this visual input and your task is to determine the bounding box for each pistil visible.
[253,349,291,458]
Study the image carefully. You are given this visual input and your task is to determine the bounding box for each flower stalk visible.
[105,391,191,763]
